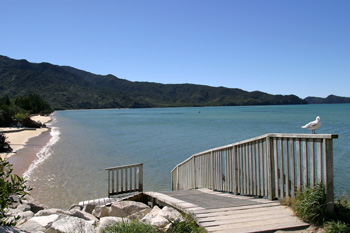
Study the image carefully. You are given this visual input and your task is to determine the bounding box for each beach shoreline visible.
[0,114,53,176]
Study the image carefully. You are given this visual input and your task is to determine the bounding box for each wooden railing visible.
[106,163,143,197]
[171,134,338,212]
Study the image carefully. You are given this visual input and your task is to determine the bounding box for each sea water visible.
[25,104,350,209]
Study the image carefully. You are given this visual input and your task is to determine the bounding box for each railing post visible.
[139,163,143,192]
[193,157,196,189]
[325,139,334,213]
[266,136,275,200]
[233,145,239,195]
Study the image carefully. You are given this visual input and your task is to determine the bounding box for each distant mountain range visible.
[0,55,348,110]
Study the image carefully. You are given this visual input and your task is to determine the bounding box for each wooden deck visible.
[145,189,309,233]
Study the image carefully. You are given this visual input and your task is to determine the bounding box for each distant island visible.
[0,55,348,110]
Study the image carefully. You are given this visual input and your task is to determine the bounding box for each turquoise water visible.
[26,104,350,209]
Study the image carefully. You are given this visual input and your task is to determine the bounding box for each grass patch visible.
[281,184,350,232]
[101,220,159,233]
[167,213,206,233]
[292,183,327,225]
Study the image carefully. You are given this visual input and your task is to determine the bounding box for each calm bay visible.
[25,104,350,209]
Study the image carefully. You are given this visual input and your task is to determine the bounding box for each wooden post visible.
[139,163,143,192]
[266,136,275,200]
[325,139,334,213]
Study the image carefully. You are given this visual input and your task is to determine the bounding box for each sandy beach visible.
[0,115,52,160]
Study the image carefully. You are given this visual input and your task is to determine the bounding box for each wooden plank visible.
[279,138,284,198]
[194,203,281,216]
[325,139,334,213]
[284,139,289,198]
[259,140,264,196]
[199,211,297,227]
[317,139,322,183]
[206,217,307,232]
[302,138,308,188]
[273,138,279,198]
[198,209,293,223]
[196,205,289,218]
[296,139,302,192]
[290,138,295,197]
[213,221,309,233]
[310,139,315,187]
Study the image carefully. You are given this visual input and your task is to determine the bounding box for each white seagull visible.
[301,116,321,134]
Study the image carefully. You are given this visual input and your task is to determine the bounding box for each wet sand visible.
[8,129,52,176]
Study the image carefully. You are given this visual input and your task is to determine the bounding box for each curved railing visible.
[171,133,338,212]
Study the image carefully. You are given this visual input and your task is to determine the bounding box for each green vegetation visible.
[0,94,52,127]
[101,220,159,233]
[167,213,206,233]
[101,213,206,233]
[0,134,12,153]
[281,184,350,232]
[0,157,32,226]
[0,55,307,110]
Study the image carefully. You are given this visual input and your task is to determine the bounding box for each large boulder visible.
[82,203,96,214]
[18,214,60,232]
[69,209,99,223]
[35,208,71,217]
[96,217,128,233]
[128,208,152,221]
[0,225,32,233]
[159,206,183,222]
[46,215,95,233]
[141,206,183,228]
[92,206,110,219]
[108,201,150,218]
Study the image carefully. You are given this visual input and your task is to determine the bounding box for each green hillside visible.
[0,55,307,110]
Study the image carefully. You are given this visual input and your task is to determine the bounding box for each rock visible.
[96,217,128,233]
[92,206,110,219]
[47,215,95,233]
[28,202,46,213]
[141,205,161,221]
[128,208,152,221]
[18,210,34,220]
[16,203,31,212]
[82,203,96,214]
[69,209,99,223]
[18,214,60,232]
[109,201,150,218]
[148,215,169,228]
[159,206,182,222]
[35,208,71,217]
[0,225,33,233]
[141,206,183,228]
[7,208,22,216]
[68,204,83,211]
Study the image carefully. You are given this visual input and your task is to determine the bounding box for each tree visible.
[0,157,32,226]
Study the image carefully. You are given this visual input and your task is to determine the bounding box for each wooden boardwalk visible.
[145,189,309,233]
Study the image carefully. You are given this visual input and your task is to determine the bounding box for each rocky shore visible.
[2,196,185,233]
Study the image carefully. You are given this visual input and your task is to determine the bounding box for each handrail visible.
[171,133,338,212]
[106,163,143,197]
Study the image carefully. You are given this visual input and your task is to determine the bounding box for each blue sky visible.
[1,1,349,98]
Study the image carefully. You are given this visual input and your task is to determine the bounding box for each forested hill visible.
[0,55,306,110]
[305,95,350,104]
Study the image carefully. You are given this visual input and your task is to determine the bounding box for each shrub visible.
[0,133,12,153]
[333,195,350,224]
[325,221,350,233]
[167,213,206,233]
[0,157,32,226]
[101,220,160,233]
[291,183,327,226]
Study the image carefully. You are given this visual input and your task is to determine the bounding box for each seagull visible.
[301,116,321,134]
